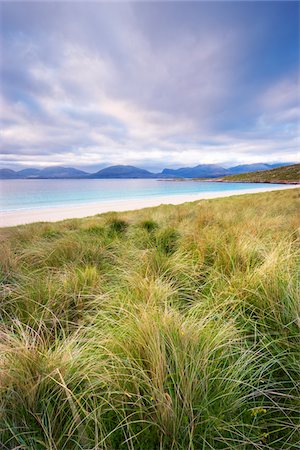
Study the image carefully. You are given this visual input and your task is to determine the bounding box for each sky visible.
[0,1,299,172]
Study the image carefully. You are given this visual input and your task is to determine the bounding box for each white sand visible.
[1,184,298,227]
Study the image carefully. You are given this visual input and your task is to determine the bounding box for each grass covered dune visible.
[0,189,299,449]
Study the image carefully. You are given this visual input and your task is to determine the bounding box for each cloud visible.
[0,1,299,170]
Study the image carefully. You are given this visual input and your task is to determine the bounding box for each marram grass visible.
[0,188,299,449]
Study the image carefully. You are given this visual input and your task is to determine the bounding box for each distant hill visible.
[162,164,229,178]
[0,162,295,179]
[0,166,88,179]
[89,165,158,179]
[17,168,43,178]
[221,164,300,184]
[0,169,20,179]
[228,162,293,175]
[37,166,88,178]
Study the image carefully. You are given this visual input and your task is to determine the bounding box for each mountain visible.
[0,162,295,179]
[0,169,20,179]
[162,164,229,178]
[18,168,42,178]
[268,163,294,169]
[228,163,292,175]
[0,166,88,179]
[222,163,300,184]
[37,166,88,178]
[89,165,158,179]
[228,163,270,174]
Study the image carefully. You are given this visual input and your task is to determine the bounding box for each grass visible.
[219,163,300,184]
[0,188,299,449]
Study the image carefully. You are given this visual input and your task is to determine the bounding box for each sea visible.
[0,179,281,212]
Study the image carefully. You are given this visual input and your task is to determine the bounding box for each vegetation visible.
[219,163,300,184]
[0,188,299,449]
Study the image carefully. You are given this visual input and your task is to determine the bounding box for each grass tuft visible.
[156,227,180,255]
[139,219,159,232]
[0,188,299,448]
[108,218,129,234]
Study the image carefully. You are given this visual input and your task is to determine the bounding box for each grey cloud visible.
[1,2,299,169]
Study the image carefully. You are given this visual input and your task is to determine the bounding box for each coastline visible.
[211,179,300,185]
[161,178,300,184]
[1,184,299,227]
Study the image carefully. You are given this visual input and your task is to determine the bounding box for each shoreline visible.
[211,179,300,185]
[1,184,299,227]
[160,178,300,184]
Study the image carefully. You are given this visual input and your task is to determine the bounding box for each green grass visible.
[0,188,299,449]
[220,163,300,183]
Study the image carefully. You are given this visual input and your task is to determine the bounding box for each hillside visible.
[0,188,299,448]
[221,163,300,184]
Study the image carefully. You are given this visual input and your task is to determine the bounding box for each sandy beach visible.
[1,184,298,227]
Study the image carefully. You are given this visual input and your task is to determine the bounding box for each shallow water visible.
[0,179,281,212]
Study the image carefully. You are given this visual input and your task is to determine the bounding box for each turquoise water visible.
[0,179,280,212]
